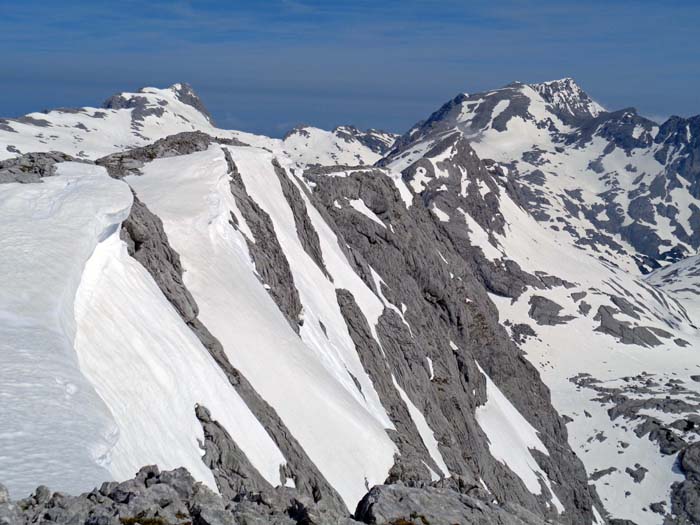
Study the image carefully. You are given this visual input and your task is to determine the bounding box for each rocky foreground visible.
[3,442,699,524]
[0,465,562,525]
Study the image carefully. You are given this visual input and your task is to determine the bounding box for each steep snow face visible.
[73,231,288,492]
[127,146,397,508]
[281,125,396,167]
[475,364,564,513]
[0,159,289,499]
[0,163,132,497]
[229,146,393,430]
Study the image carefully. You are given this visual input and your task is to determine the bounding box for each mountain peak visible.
[167,83,214,124]
[102,82,214,125]
[529,77,605,124]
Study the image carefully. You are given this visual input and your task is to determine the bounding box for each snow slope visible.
[478,181,698,524]
[0,84,228,161]
[282,125,396,167]
[127,146,397,508]
[74,230,287,491]
[0,159,290,499]
[475,363,564,513]
[0,163,132,496]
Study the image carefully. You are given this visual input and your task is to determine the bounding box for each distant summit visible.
[103,82,215,125]
[530,77,605,124]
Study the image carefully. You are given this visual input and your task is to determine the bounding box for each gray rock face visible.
[273,159,329,278]
[354,484,548,525]
[196,404,275,498]
[224,148,304,331]
[0,151,82,183]
[172,82,216,125]
[335,288,445,482]
[309,158,601,523]
[625,465,648,483]
[120,193,200,322]
[0,466,214,525]
[593,305,663,347]
[0,467,583,525]
[531,78,605,125]
[681,443,700,477]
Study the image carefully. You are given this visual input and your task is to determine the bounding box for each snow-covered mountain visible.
[382,78,700,524]
[0,81,698,525]
[388,78,700,274]
[282,124,397,167]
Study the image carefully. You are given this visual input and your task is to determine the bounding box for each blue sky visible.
[1,0,699,136]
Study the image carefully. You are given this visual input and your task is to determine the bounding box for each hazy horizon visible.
[2,0,699,137]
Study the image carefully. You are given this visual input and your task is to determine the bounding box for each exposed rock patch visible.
[0,151,84,184]
[593,305,663,347]
[96,130,246,179]
[528,295,575,325]
[273,159,329,278]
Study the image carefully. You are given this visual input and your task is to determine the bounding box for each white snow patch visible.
[491,99,511,123]
[431,203,450,222]
[425,357,435,380]
[349,198,386,228]
[422,461,440,482]
[457,208,502,261]
[475,363,564,513]
[409,166,431,193]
